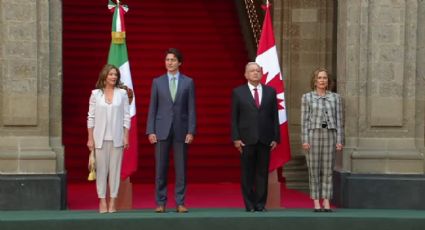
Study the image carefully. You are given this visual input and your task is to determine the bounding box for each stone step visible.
[282,154,309,191]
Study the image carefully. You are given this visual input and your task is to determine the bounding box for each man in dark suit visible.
[146,48,196,213]
[231,62,280,212]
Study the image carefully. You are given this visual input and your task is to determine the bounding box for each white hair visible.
[245,62,260,72]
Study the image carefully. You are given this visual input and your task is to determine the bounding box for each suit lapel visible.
[160,75,174,103]
[259,84,276,110]
[174,74,184,102]
[258,84,265,110]
[259,84,269,110]
[243,84,258,109]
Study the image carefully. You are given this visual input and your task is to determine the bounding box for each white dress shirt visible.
[247,82,262,105]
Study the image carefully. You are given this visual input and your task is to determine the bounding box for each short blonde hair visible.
[310,67,334,90]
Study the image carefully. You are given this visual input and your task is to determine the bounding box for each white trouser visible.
[96,141,123,198]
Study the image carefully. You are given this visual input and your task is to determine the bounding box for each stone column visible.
[335,0,425,209]
[0,0,65,210]
[418,0,425,152]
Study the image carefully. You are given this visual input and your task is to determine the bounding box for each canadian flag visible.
[256,3,291,171]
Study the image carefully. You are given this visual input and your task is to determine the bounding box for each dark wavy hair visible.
[95,64,121,91]
[165,48,183,63]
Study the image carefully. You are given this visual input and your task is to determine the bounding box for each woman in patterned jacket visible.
[301,67,344,212]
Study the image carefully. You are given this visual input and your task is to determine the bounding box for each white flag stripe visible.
[277,92,287,124]
[116,12,122,32]
[119,61,136,116]
[255,46,282,84]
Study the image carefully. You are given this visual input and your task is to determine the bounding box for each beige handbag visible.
[87,150,96,181]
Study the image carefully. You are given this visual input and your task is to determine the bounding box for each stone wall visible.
[0,0,64,210]
[0,0,63,174]
[417,0,425,156]
[337,0,424,173]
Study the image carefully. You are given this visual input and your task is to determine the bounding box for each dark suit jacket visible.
[146,73,196,141]
[231,84,280,145]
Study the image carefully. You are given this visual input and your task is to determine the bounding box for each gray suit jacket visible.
[146,73,196,141]
[301,91,344,145]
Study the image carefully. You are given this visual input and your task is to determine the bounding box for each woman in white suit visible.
[87,64,130,213]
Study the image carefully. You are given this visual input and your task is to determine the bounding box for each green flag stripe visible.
[108,43,128,67]
[108,2,115,10]
[111,8,119,32]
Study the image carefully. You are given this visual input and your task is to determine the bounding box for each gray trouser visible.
[155,137,188,206]
[305,128,336,199]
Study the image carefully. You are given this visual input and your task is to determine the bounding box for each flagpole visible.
[256,0,291,209]
[261,0,281,209]
[108,0,137,211]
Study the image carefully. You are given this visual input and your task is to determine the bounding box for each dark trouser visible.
[240,142,271,210]
[155,131,188,206]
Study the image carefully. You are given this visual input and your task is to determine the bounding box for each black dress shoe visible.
[255,208,267,212]
[246,208,255,212]
[313,208,322,212]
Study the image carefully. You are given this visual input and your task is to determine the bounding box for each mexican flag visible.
[107,0,138,179]
[256,2,291,171]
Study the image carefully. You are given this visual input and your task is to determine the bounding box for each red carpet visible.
[68,183,313,210]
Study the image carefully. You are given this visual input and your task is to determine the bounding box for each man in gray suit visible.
[146,48,196,213]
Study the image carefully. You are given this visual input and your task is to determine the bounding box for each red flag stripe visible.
[120,116,138,179]
[257,4,275,54]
